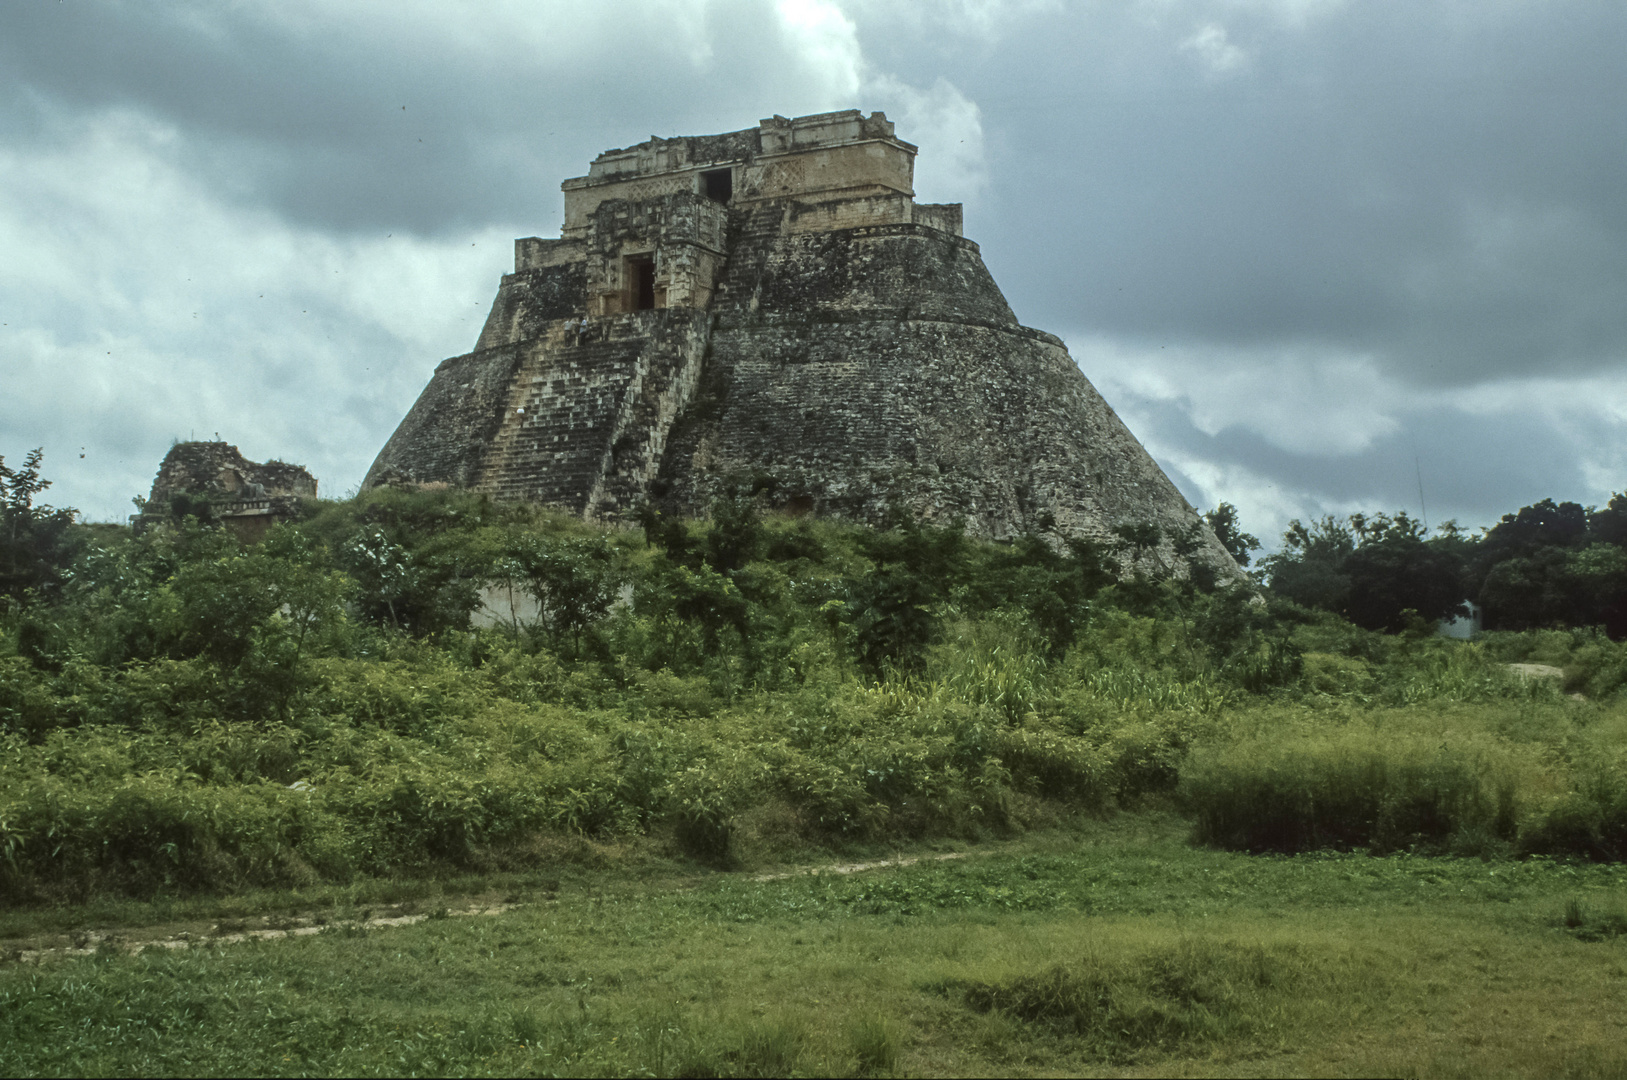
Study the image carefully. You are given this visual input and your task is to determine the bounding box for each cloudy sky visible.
[4,0,1625,546]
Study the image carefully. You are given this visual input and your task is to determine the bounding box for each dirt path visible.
[4,902,522,964]
[752,851,967,882]
[4,851,976,964]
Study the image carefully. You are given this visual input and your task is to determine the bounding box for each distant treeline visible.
[6,447,1627,641]
[1249,497,1627,637]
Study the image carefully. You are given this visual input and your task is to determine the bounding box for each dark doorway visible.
[701,167,732,204]
[627,255,656,310]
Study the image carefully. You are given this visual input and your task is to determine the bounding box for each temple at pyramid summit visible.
[365,110,1238,578]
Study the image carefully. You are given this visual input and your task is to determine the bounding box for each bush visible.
[1181,728,1530,853]
[1300,652,1377,697]
[1521,769,1627,860]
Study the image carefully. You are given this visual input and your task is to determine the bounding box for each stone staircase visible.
[475,320,647,511]
[475,311,712,516]
[587,311,711,518]
[710,203,787,318]
[460,205,794,516]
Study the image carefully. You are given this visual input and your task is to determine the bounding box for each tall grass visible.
[1181,727,1533,854]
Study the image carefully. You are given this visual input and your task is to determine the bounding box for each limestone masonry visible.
[140,441,316,541]
[366,110,1237,577]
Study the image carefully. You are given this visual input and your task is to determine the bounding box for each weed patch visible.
[1559,897,1627,941]
[936,941,1289,1061]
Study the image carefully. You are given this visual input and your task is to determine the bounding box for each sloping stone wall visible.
[655,214,1233,569]
[367,344,526,489]
[475,262,587,352]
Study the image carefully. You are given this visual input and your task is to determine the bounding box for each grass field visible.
[4,815,1626,1078]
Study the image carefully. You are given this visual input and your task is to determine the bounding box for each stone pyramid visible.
[366,110,1238,579]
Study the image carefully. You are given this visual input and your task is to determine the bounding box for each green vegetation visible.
[4,478,1627,901]
[4,455,1627,1074]
[1261,495,1627,635]
[1,449,78,611]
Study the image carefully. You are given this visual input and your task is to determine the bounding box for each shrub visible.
[993,726,1110,806]
[846,565,940,676]
[1521,768,1627,860]
[1300,652,1377,697]
[0,768,348,899]
[0,655,59,738]
[666,756,755,863]
[1181,728,1530,853]
[1563,634,1627,699]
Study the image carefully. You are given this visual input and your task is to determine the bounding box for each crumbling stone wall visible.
[138,441,316,540]
[369,345,526,490]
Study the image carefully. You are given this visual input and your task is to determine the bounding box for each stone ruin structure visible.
[367,110,1237,578]
[137,441,316,541]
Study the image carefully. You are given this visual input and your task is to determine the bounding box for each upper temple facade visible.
[365,110,1239,578]
[521,111,962,319]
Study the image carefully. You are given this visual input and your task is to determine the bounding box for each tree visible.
[503,534,625,653]
[1341,513,1466,631]
[1478,549,1575,631]
[1261,516,1356,613]
[1204,503,1261,568]
[704,494,763,573]
[1568,543,1627,638]
[342,526,480,635]
[842,519,973,675]
[1587,492,1627,548]
[1477,499,1588,566]
[1262,512,1467,631]
[1471,498,1601,632]
[846,564,939,676]
[0,449,77,611]
[965,533,1117,656]
[170,530,353,720]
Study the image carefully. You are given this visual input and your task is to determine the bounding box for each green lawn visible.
[5,818,1626,1078]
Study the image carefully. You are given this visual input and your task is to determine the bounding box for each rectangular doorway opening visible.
[701,167,733,204]
[626,255,656,310]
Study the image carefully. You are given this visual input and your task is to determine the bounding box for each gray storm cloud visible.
[2,0,1624,547]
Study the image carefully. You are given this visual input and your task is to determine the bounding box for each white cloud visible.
[776,0,865,105]
[1070,336,1400,456]
[864,75,987,202]
[257,0,716,69]
[846,0,1063,41]
[0,107,510,519]
[1066,331,1627,543]
[1178,23,1249,76]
